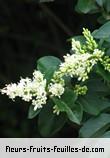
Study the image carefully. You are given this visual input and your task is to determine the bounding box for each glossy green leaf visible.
[101,131,110,138]
[37,56,61,82]
[61,88,77,108]
[38,102,66,137]
[52,98,82,124]
[66,104,83,125]
[76,0,97,13]
[96,0,105,6]
[79,113,110,137]
[79,95,100,115]
[96,64,110,82]
[93,21,110,39]
[68,36,86,45]
[104,0,110,12]
[71,103,83,123]
[86,78,109,96]
[87,78,109,92]
[28,105,41,119]
[79,93,110,115]
[97,15,107,24]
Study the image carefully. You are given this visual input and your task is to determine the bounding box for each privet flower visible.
[101,56,110,72]
[74,84,88,95]
[52,28,104,84]
[1,70,47,111]
[72,28,98,55]
[0,28,108,114]
[72,39,84,54]
[48,44,104,99]
[82,28,98,51]
[48,83,64,98]
[48,29,104,100]
[93,49,104,60]
[58,49,104,82]
[53,105,60,115]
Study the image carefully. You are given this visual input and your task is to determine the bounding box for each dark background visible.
[0,0,99,137]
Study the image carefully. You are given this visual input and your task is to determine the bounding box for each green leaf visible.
[96,64,110,82]
[61,88,77,108]
[79,113,110,137]
[52,98,82,124]
[71,103,83,123]
[79,94,110,115]
[86,77,109,96]
[101,131,110,138]
[96,0,105,6]
[68,35,86,44]
[79,95,101,115]
[76,0,97,14]
[66,105,83,125]
[52,97,70,112]
[97,16,107,24]
[28,105,41,119]
[104,0,110,12]
[93,21,110,39]
[74,35,86,45]
[38,101,66,137]
[99,99,110,112]
[37,56,61,82]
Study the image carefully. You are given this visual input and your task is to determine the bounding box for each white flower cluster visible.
[47,44,104,99]
[58,49,104,81]
[72,39,84,54]
[82,28,98,51]
[93,49,104,60]
[48,83,64,98]
[1,70,47,111]
[0,29,106,114]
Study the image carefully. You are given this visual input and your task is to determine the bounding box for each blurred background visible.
[0,0,99,137]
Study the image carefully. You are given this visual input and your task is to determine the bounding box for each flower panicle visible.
[83,28,98,51]
[1,28,110,115]
[1,70,47,111]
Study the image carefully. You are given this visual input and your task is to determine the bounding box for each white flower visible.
[32,94,47,111]
[93,49,104,60]
[48,83,64,98]
[59,53,93,81]
[72,39,84,54]
[57,48,104,82]
[53,105,60,115]
[1,83,18,100]
[33,70,44,82]
[1,70,47,111]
